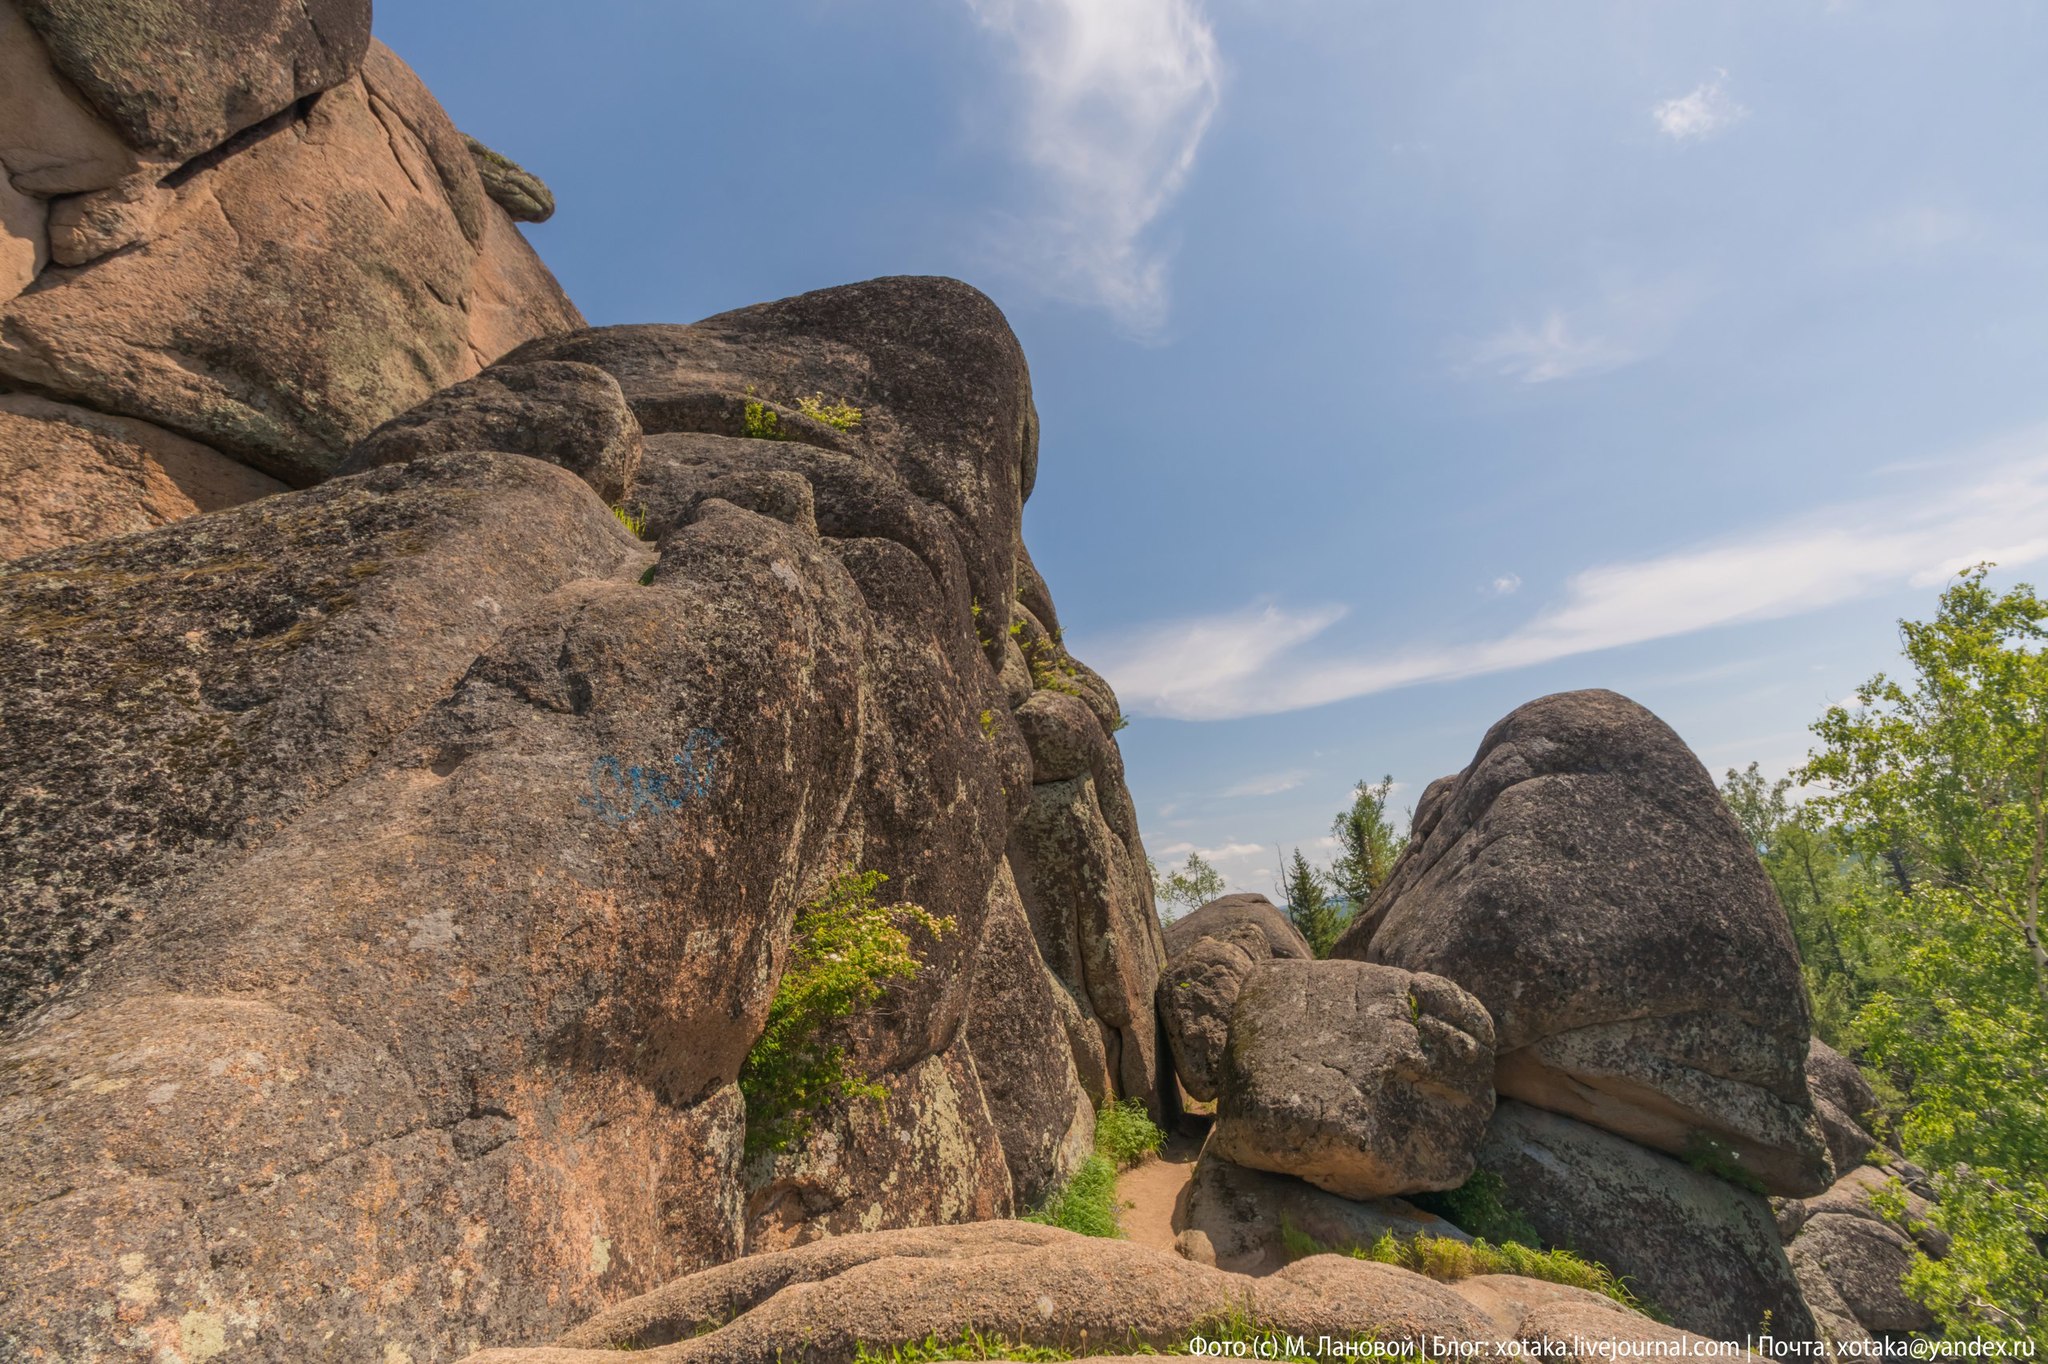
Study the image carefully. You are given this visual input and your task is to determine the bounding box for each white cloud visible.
[1084,428,2048,721]
[1219,769,1309,798]
[1463,280,1698,385]
[964,0,1221,333]
[1488,573,1523,596]
[1653,71,1748,142]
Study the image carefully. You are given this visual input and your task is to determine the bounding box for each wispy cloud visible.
[1487,573,1523,596]
[1653,70,1748,142]
[1085,428,2048,720]
[1219,769,1310,798]
[964,0,1221,334]
[1462,280,1697,384]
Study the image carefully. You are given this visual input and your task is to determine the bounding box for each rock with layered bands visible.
[1335,689,1832,1197]
[1474,1100,1816,1342]
[448,1221,1717,1364]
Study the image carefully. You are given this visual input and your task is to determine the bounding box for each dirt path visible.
[1118,1133,1203,1253]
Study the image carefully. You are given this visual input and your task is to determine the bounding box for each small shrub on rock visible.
[740,869,952,1158]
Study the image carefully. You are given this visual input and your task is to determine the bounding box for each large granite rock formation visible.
[1334,689,1833,1197]
[0,0,581,559]
[0,278,1152,1360]
[1211,959,1496,1200]
[1474,1100,1816,1342]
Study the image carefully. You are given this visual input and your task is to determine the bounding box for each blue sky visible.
[381,2,2048,896]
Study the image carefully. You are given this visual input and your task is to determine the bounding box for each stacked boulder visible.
[1162,895,1498,1275]
[0,0,582,560]
[1163,690,1837,1343]
[1777,1042,1948,1346]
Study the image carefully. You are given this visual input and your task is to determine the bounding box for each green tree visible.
[1329,776,1407,914]
[1151,852,1225,924]
[1719,763,1868,1043]
[1281,848,1345,958]
[1799,566,2048,1345]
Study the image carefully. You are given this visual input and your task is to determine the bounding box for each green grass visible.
[742,398,782,439]
[1020,1097,1167,1238]
[1022,1154,1122,1238]
[1095,1097,1165,1169]
[611,503,648,537]
[1284,1224,1662,1320]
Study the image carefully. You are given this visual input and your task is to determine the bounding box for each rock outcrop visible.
[1474,1100,1816,1342]
[449,1221,1713,1364]
[1,0,582,559]
[1178,1143,1472,1274]
[0,278,1154,1359]
[1777,1164,1947,1345]
[1334,689,1832,1197]
[1211,960,1496,1200]
[1806,1039,1882,1178]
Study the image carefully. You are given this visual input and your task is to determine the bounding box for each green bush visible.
[1021,1154,1121,1238]
[739,869,952,1159]
[1094,1097,1164,1169]
[1681,1133,1768,1196]
[742,397,781,439]
[1412,1168,1538,1245]
[796,393,864,432]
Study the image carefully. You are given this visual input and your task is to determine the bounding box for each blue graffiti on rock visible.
[580,728,726,823]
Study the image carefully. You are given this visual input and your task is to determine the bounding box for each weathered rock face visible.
[963,861,1097,1207]
[1474,1100,1816,1343]
[1787,1215,1930,1337]
[1211,959,1496,1200]
[0,392,287,560]
[1806,1039,1882,1177]
[1179,1142,1472,1275]
[343,359,645,504]
[1335,689,1832,1197]
[0,278,1158,1358]
[17,0,373,162]
[1,8,582,558]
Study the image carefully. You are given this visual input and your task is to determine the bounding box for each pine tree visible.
[1329,776,1406,916]
[1282,849,1344,958]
